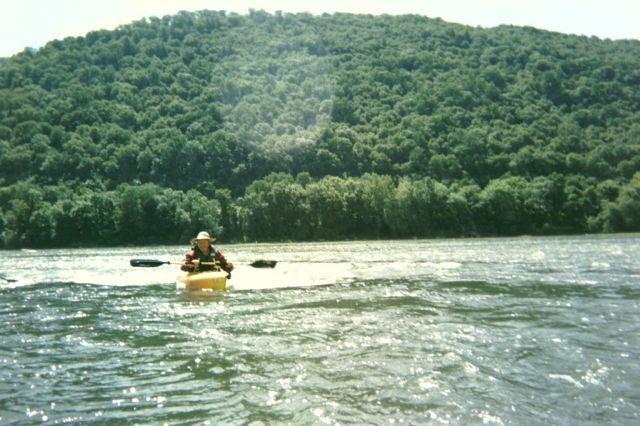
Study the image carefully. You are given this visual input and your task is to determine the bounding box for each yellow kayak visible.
[176,271,228,290]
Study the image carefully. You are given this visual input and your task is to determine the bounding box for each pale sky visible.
[1,0,639,57]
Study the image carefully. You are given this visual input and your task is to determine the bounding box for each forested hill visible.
[1,10,639,248]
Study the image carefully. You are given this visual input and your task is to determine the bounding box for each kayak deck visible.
[176,271,228,290]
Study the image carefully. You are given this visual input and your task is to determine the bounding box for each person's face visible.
[197,239,209,252]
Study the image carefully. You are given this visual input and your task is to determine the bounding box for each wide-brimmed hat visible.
[191,231,215,244]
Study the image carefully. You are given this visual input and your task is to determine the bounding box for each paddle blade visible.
[250,259,277,268]
[0,273,17,283]
[130,259,170,267]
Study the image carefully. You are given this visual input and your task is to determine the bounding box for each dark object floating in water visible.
[250,260,277,268]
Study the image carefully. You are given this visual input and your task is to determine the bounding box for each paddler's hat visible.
[191,231,215,244]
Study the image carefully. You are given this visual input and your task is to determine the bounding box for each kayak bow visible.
[176,270,228,290]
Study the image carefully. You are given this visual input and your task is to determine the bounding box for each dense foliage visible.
[1,10,639,247]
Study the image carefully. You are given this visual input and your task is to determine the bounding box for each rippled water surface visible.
[1,235,639,424]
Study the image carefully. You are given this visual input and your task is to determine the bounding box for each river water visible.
[0,235,638,424]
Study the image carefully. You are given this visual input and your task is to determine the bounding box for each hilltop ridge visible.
[1,10,639,247]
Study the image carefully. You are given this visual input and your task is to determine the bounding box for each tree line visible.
[1,10,639,247]
[1,172,638,248]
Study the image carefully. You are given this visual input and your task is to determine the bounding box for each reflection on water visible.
[177,288,228,304]
[0,234,639,424]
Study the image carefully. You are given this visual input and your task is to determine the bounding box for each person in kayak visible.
[180,231,234,274]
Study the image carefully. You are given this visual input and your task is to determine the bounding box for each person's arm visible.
[215,250,234,273]
[180,251,199,272]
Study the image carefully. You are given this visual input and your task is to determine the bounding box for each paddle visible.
[250,259,277,268]
[130,259,277,268]
[130,259,171,267]
[0,273,17,283]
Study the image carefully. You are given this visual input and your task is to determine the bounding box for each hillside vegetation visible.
[1,10,639,247]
